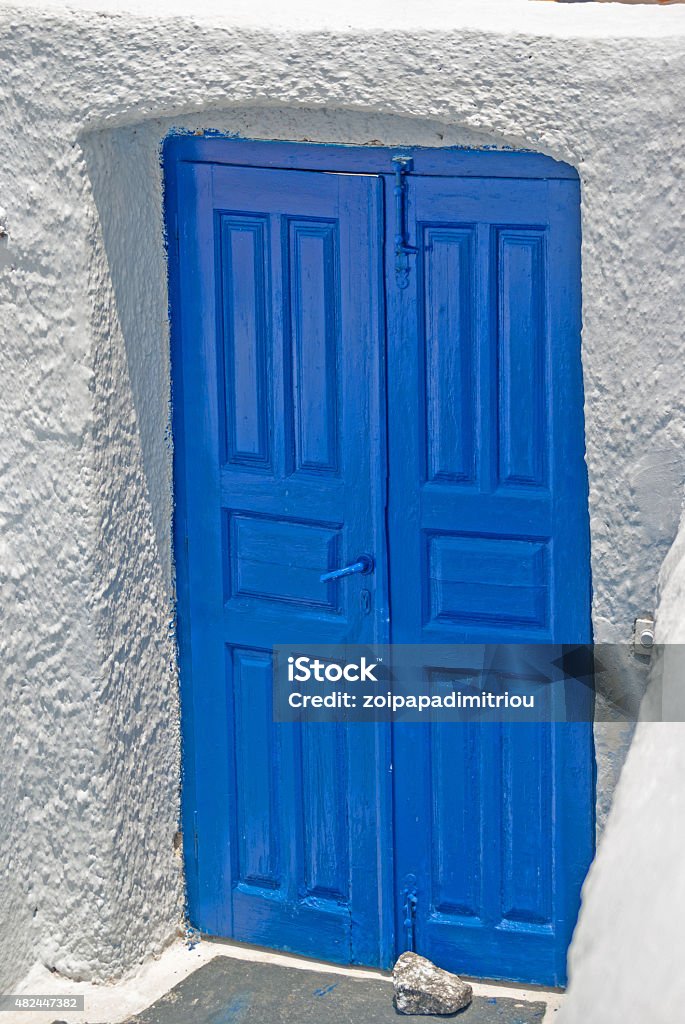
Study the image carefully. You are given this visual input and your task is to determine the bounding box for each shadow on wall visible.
[78,123,185,976]
[81,125,174,581]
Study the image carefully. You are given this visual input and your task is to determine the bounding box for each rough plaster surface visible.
[2,0,685,993]
[561,529,685,1024]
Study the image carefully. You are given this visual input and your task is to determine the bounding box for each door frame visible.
[163,135,593,980]
[163,136,579,181]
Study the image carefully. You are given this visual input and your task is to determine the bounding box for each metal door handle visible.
[320,555,374,584]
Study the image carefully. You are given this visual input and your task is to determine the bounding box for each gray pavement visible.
[123,956,547,1024]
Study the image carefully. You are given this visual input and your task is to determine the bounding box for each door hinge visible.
[402,873,418,951]
[392,155,418,289]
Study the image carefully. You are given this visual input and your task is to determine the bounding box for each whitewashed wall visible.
[561,523,685,1024]
[2,0,685,993]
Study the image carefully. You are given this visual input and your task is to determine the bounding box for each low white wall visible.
[2,0,685,991]
[561,521,685,1024]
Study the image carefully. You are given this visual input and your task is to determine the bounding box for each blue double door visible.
[167,140,593,986]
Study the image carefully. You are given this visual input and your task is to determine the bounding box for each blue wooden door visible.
[169,158,391,965]
[387,174,593,986]
[166,140,592,986]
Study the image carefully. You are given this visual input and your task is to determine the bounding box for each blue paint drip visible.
[313,982,338,997]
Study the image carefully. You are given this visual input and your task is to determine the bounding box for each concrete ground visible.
[16,939,563,1024]
[122,955,550,1024]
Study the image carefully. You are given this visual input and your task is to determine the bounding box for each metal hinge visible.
[392,155,418,289]
[402,873,418,951]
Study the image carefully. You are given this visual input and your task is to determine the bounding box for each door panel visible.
[387,175,592,985]
[171,160,390,963]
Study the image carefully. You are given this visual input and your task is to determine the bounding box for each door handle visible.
[320,554,374,584]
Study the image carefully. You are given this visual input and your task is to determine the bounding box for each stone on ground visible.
[393,951,473,1016]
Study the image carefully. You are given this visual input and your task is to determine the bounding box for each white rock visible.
[393,951,473,1016]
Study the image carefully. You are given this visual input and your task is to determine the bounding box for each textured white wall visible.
[561,525,685,1024]
[2,0,685,993]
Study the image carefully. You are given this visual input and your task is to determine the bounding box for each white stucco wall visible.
[561,527,685,1024]
[2,0,685,993]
